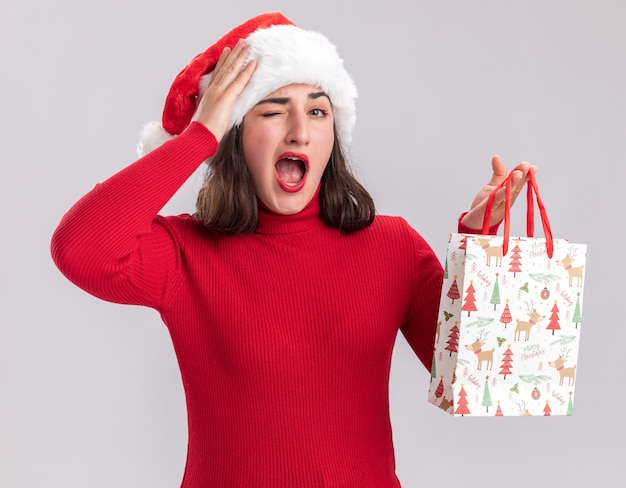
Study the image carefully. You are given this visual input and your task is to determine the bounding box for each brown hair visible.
[194,126,375,234]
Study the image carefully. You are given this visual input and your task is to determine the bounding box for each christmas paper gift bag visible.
[428,168,587,416]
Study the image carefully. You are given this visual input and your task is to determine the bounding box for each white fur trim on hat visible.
[199,24,357,145]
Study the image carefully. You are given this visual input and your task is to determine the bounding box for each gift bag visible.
[428,168,587,416]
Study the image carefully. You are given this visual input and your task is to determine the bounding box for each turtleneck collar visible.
[254,188,326,235]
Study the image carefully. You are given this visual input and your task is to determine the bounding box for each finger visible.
[221,39,247,70]
[487,154,508,187]
[212,46,232,75]
[223,42,256,93]
[510,162,532,188]
[228,57,257,93]
[210,40,250,86]
[508,163,539,204]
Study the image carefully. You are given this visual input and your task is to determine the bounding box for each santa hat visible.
[138,12,357,156]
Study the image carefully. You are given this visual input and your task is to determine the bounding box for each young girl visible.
[51,12,534,488]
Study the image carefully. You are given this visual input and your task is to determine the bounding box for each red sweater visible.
[51,122,467,487]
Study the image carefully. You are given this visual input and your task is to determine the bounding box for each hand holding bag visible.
[428,167,587,416]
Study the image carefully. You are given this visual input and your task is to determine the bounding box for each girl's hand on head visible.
[192,40,257,142]
[460,155,538,229]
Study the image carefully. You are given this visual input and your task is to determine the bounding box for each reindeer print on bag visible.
[557,246,584,287]
[474,238,503,267]
[514,300,545,341]
[465,330,494,370]
[549,349,577,386]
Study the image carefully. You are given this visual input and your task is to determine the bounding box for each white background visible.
[2,1,623,486]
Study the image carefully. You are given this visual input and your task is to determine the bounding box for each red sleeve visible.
[50,122,218,308]
[399,225,445,371]
[457,211,501,235]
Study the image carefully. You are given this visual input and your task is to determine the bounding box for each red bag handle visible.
[480,165,554,258]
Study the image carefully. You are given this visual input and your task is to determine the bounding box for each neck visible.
[255,190,324,235]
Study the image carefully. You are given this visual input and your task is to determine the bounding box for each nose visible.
[285,112,310,145]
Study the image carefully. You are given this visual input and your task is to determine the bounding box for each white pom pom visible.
[137,121,176,157]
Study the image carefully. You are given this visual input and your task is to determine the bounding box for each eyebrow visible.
[257,91,330,105]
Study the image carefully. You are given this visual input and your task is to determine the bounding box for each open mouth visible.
[275,154,308,192]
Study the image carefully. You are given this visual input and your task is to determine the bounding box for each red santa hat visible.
[138,12,357,156]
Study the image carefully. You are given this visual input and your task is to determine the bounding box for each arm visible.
[50,124,218,306]
[399,227,445,370]
[51,41,257,307]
